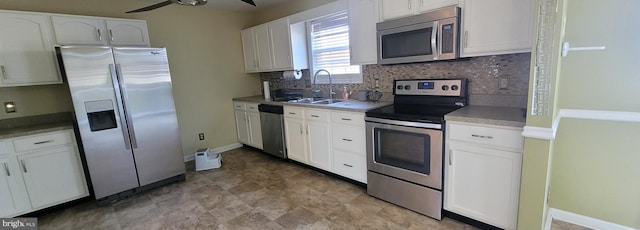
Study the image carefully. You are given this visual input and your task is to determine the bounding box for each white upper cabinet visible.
[348,0,379,65]
[241,17,308,73]
[0,12,61,87]
[241,28,259,72]
[379,0,458,21]
[459,0,534,57]
[52,16,150,46]
[269,18,292,70]
[51,16,109,45]
[105,19,150,46]
[253,24,273,71]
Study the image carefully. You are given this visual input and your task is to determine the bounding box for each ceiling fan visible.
[126,0,256,13]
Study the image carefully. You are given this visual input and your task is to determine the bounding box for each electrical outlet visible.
[499,78,508,89]
[198,133,205,141]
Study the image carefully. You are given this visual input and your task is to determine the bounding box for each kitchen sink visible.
[311,99,346,104]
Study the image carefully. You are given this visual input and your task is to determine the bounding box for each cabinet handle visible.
[449,150,453,166]
[288,112,296,115]
[340,118,352,121]
[1,65,7,79]
[34,140,54,145]
[3,163,9,176]
[109,29,114,41]
[464,31,469,48]
[20,160,27,173]
[299,126,303,135]
[343,163,354,168]
[408,0,412,9]
[471,134,493,139]
[310,115,320,118]
[96,29,103,41]
[420,0,424,7]
[342,138,353,142]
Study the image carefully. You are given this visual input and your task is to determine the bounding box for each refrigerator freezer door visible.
[113,47,186,186]
[58,46,140,199]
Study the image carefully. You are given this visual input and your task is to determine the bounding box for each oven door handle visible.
[365,117,442,129]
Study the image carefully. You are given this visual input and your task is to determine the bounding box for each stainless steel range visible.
[365,79,467,220]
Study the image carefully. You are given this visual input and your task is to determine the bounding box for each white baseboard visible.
[183,143,243,162]
[544,208,636,230]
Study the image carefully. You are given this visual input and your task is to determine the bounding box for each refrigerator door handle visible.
[109,64,132,150]
[115,64,138,149]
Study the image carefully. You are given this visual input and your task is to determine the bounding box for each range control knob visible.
[396,85,404,90]
[451,85,459,91]
[404,85,411,90]
[441,85,449,91]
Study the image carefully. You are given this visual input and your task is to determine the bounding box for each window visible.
[307,10,362,84]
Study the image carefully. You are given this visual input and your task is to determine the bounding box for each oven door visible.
[377,21,437,64]
[366,118,443,189]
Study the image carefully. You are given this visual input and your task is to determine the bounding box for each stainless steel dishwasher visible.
[258,104,287,159]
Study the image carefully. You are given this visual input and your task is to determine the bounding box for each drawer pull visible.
[34,140,54,145]
[342,138,353,142]
[249,107,255,109]
[343,164,353,168]
[471,134,493,139]
[3,163,9,176]
[310,115,320,118]
[340,118,352,121]
[289,112,296,115]
[21,160,27,173]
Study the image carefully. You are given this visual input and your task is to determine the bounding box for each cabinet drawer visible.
[246,103,260,113]
[12,131,73,153]
[331,112,365,126]
[448,123,523,150]
[306,109,330,122]
[332,124,365,154]
[284,106,304,119]
[233,101,246,110]
[333,150,366,183]
[0,141,10,155]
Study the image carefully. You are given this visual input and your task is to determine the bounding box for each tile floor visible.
[37,147,479,230]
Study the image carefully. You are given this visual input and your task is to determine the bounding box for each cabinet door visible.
[307,121,332,171]
[0,13,60,87]
[234,110,250,144]
[379,0,413,21]
[417,0,459,13]
[247,112,263,149]
[254,24,273,71]
[269,18,293,70]
[18,146,88,210]
[284,118,307,164]
[459,0,533,57]
[444,142,522,229]
[105,19,150,46]
[348,0,379,65]
[0,156,31,218]
[51,16,108,45]
[241,28,258,72]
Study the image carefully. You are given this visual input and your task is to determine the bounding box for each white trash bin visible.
[195,148,221,171]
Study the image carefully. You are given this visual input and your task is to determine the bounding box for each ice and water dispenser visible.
[85,100,117,132]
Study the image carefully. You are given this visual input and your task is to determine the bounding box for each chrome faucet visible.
[313,69,333,100]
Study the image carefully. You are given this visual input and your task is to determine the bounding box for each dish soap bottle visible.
[341,86,349,99]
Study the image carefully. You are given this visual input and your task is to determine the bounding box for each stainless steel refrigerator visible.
[57,46,186,204]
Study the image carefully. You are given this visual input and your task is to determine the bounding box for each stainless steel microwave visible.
[377,6,460,65]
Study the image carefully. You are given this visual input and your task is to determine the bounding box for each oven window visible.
[381,28,433,59]
[374,128,431,174]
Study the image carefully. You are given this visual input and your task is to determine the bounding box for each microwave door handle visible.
[431,21,439,60]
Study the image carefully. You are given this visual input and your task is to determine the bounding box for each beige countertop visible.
[233,95,392,112]
[445,105,527,128]
[0,122,74,139]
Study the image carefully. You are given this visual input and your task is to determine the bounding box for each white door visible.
[241,28,258,72]
[247,112,263,149]
[18,146,88,209]
[307,121,332,171]
[348,0,379,65]
[51,16,109,45]
[105,19,150,46]
[0,12,60,86]
[446,143,521,229]
[379,0,414,21]
[0,156,31,217]
[234,110,250,144]
[417,0,458,13]
[268,18,293,70]
[284,118,307,163]
[254,24,273,71]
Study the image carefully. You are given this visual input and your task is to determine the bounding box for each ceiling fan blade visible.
[240,0,256,6]
[126,0,173,13]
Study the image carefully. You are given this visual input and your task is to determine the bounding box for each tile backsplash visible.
[261,53,531,108]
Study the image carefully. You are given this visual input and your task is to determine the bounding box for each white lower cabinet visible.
[0,129,89,218]
[444,121,523,229]
[284,115,307,163]
[233,102,263,149]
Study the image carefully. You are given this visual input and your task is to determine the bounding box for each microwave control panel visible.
[394,79,466,97]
